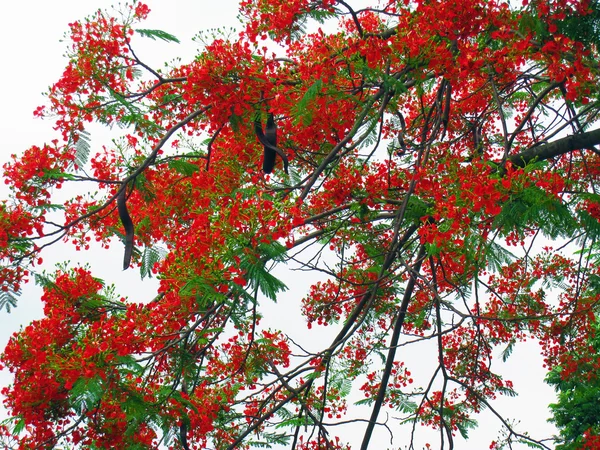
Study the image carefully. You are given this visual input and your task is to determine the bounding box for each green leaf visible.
[70,377,104,414]
[0,289,20,312]
[256,240,288,262]
[518,440,545,449]
[42,169,77,181]
[382,73,408,94]
[13,417,26,435]
[135,28,180,43]
[494,184,576,240]
[34,272,57,289]
[140,245,166,279]
[496,384,518,397]
[355,397,375,406]
[394,395,418,414]
[31,203,65,211]
[243,261,288,302]
[74,129,92,169]
[235,241,289,301]
[500,340,515,362]
[0,416,26,436]
[116,354,144,373]
[168,159,201,176]
[484,240,517,273]
[455,416,477,440]
[554,3,600,51]
[107,90,145,127]
[294,79,323,126]
[304,7,336,24]
[404,195,430,222]
[229,111,242,133]
[275,415,313,429]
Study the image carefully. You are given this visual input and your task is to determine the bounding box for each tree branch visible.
[509,127,600,168]
[360,245,427,450]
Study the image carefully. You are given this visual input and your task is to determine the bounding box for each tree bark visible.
[510,128,600,167]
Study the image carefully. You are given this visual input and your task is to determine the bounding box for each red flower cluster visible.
[2,0,600,448]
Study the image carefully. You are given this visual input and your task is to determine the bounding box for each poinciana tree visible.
[1,0,600,448]
[546,317,600,449]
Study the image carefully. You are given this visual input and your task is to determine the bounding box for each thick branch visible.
[509,128,600,167]
[360,245,426,450]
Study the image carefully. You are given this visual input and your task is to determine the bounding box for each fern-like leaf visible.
[294,79,323,126]
[0,289,19,312]
[140,245,166,279]
[74,129,91,169]
[168,159,201,177]
[135,28,180,43]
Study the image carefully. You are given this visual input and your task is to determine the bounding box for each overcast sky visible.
[0,2,559,449]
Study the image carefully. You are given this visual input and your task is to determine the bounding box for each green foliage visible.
[517,440,546,449]
[394,395,418,415]
[70,376,105,414]
[519,0,600,68]
[140,244,166,279]
[354,396,374,406]
[494,182,576,240]
[107,90,145,129]
[74,129,92,169]
[404,195,430,223]
[0,416,25,437]
[248,431,291,447]
[0,289,19,313]
[356,114,380,150]
[454,414,477,440]
[239,241,288,302]
[34,271,57,289]
[576,194,600,242]
[500,339,515,362]
[229,110,243,133]
[30,203,65,212]
[482,240,516,274]
[41,169,77,182]
[179,276,228,308]
[286,7,336,41]
[555,1,600,51]
[496,383,518,398]
[329,369,353,399]
[547,370,600,449]
[303,7,336,24]
[277,164,303,187]
[167,159,201,177]
[294,79,323,126]
[546,320,600,448]
[518,11,547,44]
[381,73,409,95]
[7,238,34,257]
[587,274,600,301]
[135,28,180,43]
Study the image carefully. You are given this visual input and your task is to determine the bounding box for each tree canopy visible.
[1,0,600,448]
[546,318,600,449]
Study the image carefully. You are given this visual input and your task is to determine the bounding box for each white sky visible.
[0,2,559,449]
